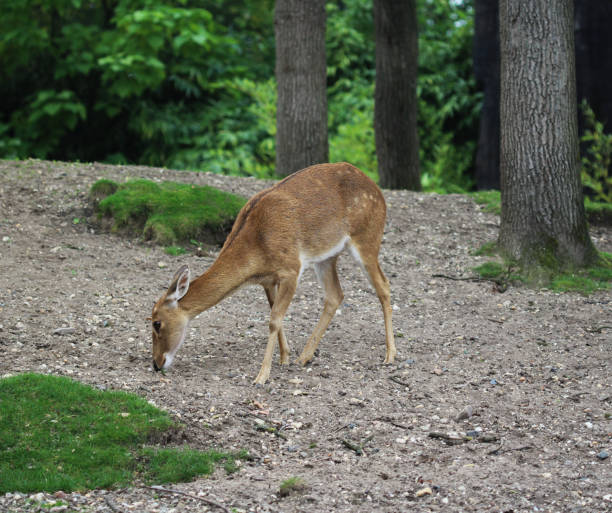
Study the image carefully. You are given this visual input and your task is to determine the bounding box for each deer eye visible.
[153,321,162,333]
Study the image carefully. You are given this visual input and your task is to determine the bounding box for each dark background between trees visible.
[0,0,610,198]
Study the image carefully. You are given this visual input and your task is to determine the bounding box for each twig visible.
[104,496,124,513]
[584,325,612,333]
[255,423,288,440]
[375,416,411,430]
[428,431,471,445]
[431,273,509,293]
[389,375,411,387]
[341,435,374,456]
[145,485,231,513]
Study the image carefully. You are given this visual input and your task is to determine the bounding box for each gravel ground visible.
[0,159,611,513]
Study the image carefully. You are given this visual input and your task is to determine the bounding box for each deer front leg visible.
[254,276,297,384]
[263,283,290,364]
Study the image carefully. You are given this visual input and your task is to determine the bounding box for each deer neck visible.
[178,247,255,318]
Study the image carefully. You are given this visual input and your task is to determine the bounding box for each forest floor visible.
[0,159,610,513]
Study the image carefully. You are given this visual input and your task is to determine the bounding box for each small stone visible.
[53,327,75,336]
[597,450,609,460]
[15,322,26,331]
[455,405,474,421]
[158,261,167,268]
[2,236,10,242]
[415,487,432,497]
[490,378,498,385]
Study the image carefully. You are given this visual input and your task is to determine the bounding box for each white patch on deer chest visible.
[298,235,350,281]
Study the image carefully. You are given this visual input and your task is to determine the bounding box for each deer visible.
[150,162,396,384]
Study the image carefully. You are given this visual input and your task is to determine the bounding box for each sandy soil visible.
[0,159,610,513]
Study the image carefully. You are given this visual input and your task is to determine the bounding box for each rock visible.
[597,450,609,460]
[53,327,75,335]
[415,487,432,497]
[455,405,474,421]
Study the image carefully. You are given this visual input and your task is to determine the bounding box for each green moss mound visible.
[0,373,241,493]
[91,179,246,245]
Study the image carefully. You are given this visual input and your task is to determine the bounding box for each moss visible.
[472,241,497,256]
[92,179,246,245]
[89,179,118,205]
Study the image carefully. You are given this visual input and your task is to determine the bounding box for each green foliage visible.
[417,0,480,192]
[580,100,612,203]
[93,178,246,245]
[1,0,481,188]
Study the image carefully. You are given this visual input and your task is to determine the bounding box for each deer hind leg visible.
[296,256,344,366]
[263,283,290,364]
[254,275,297,384]
[349,242,396,364]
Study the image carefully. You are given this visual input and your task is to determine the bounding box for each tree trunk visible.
[473,0,500,190]
[374,0,420,190]
[498,0,597,273]
[275,0,328,177]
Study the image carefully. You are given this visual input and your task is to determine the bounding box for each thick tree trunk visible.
[473,0,500,190]
[274,0,328,177]
[498,0,596,272]
[374,0,420,190]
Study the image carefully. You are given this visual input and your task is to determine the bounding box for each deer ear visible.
[166,265,190,302]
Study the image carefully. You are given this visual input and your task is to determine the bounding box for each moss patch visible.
[473,248,611,295]
[0,373,244,493]
[91,179,246,245]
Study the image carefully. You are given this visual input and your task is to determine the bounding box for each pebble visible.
[597,450,609,460]
[53,327,75,335]
[415,487,432,497]
[455,405,474,421]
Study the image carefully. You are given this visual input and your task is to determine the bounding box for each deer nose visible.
[153,358,165,371]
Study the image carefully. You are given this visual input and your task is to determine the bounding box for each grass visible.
[0,373,242,493]
[90,179,246,245]
[164,245,187,256]
[279,476,307,497]
[472,251,612,295]
[470,190,501,215]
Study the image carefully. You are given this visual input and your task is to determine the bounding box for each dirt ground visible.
[0,159,610,513]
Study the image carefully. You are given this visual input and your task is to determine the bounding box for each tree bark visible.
[473,0,500,190]
[374,0,420,190]
[274,0,328,177]
[498,0,597,272]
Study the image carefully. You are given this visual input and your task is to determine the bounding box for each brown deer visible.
[150,162,396,384]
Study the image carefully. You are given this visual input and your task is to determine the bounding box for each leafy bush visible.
[580,100,612,203]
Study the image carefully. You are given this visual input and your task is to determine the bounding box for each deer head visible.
[151,265,191,371]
